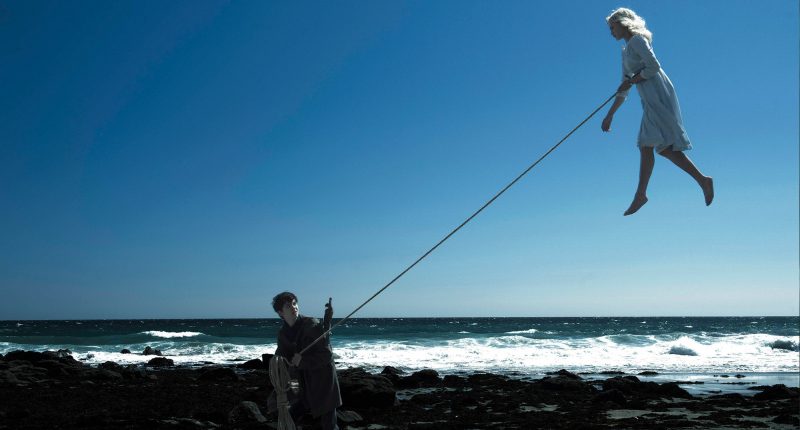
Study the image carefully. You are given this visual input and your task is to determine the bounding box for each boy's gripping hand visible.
[324,298,333,327]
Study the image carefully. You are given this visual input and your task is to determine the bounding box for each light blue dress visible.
[618,35,692,152]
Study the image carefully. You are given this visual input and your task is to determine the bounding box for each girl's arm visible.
[602,95,626,132]
[627,36,661,80]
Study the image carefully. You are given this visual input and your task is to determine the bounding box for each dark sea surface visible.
[2,317,798,392]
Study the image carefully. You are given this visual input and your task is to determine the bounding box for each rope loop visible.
[269,355,297,430]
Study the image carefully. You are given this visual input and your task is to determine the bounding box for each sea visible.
[2,317,798,395]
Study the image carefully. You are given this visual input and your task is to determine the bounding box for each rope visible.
[299,90,621,356]
[269,355,297,430]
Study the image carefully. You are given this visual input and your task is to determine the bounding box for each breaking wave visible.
[141,331,204,339]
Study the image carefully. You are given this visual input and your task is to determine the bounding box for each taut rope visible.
[299,90,622,355]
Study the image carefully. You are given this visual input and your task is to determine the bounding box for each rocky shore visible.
[1,350,798,429]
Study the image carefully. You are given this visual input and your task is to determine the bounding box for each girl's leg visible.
[625,147,655,216]
[658,147,714,205]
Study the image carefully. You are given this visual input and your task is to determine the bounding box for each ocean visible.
[2,317,798,393]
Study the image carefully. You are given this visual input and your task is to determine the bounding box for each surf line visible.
[298,88,623,356]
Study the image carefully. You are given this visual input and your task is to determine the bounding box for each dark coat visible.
[276,315,342,417]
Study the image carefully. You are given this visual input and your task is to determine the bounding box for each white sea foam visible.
[141,331,204,338]
[3,332,798,376]
[332,333,800,374]
[505,328,538,334]
[54,343,280,366]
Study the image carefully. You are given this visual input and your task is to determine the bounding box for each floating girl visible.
[601,8,714,216]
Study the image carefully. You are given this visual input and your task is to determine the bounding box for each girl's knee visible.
[656,146,674,157]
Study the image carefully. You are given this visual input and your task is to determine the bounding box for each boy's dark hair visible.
[272,291,298,313]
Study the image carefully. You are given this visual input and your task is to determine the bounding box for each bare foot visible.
[701,177,714,206]
[624,193,648,216]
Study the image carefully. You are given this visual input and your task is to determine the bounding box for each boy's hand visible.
[324,298,333,325]
[291,353,302,367]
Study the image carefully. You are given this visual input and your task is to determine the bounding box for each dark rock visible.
[147,357,174,367]
[337,409,363,423]
[36,359,82,377]
[601,376,691,399]
[228,401,266,424]
[339,368,397,408]
[0,369,21,385]
[709,392,746,402]
[6,363,49,383]
[158,417,220,428]
[592,388,627,406]
[443,374,467,387]
[237,359,263,370]
[535,375,592,392]
[7,407,31,419]
[379,366,404,384]
[734,374,745,378]
[601,376,640,393]
[99,361,125,372]
[6,348,76,365]
[9,349,75,362]
[198,366,240,382]
[748,385,772,391]
[658,382,693,399]
[97,361,145,379]
[194,410,227,427]
[599,371,625,375]
[381,366,405,376]
[546,369,582,379]
[86,369,123,381]
[753,384,799,401]
[669,346,698,356]
[467,373,508,386]
[773,414,800,425]
[120,349,131,354]
[4,350,47,362]
[2,363,795,430]
[121,365,147,380]
[768,339,799,351]
[143,346,163,356]
[397,369,441,388]
[54,349,72,358]
[638,371,659,376]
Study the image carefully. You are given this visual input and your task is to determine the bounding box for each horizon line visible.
[2,315,798,322]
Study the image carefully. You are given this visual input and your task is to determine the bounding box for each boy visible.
[272,291,342,430]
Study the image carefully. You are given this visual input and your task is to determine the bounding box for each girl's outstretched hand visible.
[601,115,613,132]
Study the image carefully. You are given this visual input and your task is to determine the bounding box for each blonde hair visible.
[606,7,653,43]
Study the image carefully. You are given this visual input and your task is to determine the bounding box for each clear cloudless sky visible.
[1,1,797,319]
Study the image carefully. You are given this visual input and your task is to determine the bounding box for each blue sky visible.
[1,1,797,319]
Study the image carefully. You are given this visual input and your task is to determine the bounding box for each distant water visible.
[1,317,798,379]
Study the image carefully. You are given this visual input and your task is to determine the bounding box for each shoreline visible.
[21,347,800,395]
[1,350,799,429]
